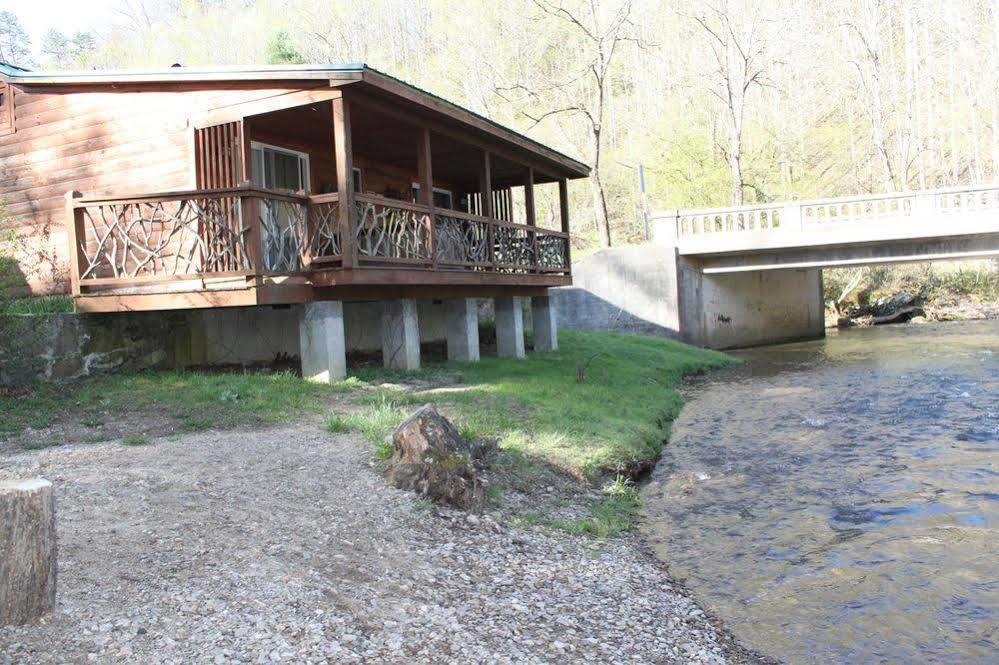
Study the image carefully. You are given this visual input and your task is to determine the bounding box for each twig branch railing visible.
[66,186,570,294]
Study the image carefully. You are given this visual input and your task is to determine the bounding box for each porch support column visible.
[332,92,355,268]
[525,167,537,271]
[479,151,494,217]
[559,178,572,268]
[417,127,436,267]
[382,299,420,370]
[480,151,495,268]
[299,301,347,383]
[531,295,558,352]
[494,296,525,359]
[445,298,480,362]
[524,167,536,226]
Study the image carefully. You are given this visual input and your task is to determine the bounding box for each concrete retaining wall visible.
[552,246,682,337]
[0,312,191,387]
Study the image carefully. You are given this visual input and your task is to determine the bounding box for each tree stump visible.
[0,478,56,625]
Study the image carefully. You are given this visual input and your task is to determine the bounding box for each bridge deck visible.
[653,184,999,273]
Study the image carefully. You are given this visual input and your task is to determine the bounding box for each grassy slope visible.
[353,329,732,476]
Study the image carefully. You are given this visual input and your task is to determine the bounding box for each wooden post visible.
[240,187,264,284]
[237,120,254,272]
[0,479,56,626]
[417,126,436,268]
[559,179,571,273]
[332,92,356,269]
[239,118,253,183]
[65,191,85,296]
[525,167,538,271]
[524,167,536,226]
[479,151,495,269]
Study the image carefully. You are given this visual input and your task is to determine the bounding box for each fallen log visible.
[870,306,925,325]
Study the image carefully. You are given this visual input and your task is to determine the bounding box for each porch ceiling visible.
[248,99,559,192]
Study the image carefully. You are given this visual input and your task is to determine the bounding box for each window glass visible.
[250,143,309,192]
[433,190,453,210]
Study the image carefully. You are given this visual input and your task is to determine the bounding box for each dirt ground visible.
[0,425,766,664]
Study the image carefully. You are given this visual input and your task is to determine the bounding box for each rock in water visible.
[386,404,493,511]
[0,478,57,625]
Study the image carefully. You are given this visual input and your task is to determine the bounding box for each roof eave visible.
[359,68,590,178]
[0,63,366,85]
[0,61,590,178]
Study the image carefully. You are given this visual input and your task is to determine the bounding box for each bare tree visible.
[519,0,642,247]
[686,0,772,205]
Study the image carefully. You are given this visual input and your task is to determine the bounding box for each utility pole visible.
[638,163,650,241]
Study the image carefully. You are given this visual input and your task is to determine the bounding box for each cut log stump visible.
[0,478,56,625]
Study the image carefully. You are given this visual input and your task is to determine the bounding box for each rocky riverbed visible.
[0,426,764,664]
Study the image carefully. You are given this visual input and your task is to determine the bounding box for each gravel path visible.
[0,427,764,664]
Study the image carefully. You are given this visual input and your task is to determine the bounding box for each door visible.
[250,143,311,271]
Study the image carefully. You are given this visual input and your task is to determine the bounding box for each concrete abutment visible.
[554,246,826,349]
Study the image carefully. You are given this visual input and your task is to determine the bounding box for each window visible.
[352,167,363,193]
[0,82,12,135]
[250,142,310,192]
[411,182,454,210]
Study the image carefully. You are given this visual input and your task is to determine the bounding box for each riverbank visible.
[825,260,998,328]
[1,330,764,663]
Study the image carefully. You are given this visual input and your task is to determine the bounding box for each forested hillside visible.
[2,0,999,248]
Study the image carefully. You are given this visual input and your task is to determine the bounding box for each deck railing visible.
[67,185,569,294]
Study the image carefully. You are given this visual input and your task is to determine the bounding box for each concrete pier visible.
[531,296,558,352]
[494,296,525,358]
[382,299,421,370]
[445,298,480,362]
[298,301,347,383]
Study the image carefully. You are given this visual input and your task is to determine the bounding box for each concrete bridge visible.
[555,184,999,349]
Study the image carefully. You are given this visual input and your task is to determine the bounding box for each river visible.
[641,320,998,664]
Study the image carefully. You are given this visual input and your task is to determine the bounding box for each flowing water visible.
[642,320,998,663]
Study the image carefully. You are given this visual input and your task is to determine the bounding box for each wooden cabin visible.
[0,63,588,378]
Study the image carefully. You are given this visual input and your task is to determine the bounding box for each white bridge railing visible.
[659,184,999,240]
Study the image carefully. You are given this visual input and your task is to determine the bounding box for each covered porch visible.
[67,85,581,312]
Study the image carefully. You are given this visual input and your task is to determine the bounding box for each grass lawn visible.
[2,330,731,475]
[2,330,732,536]
[1,370,361,434]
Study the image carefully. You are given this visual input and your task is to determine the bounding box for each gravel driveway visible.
[0,427,763,664]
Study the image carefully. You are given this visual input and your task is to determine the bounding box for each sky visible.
[1,0,120,56]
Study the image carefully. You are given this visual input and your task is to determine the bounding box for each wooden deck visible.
[68,185,571,312]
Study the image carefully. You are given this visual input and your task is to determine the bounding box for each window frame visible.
[0,81,14,136]
[250,141,311,192]
[411,182,454,210]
